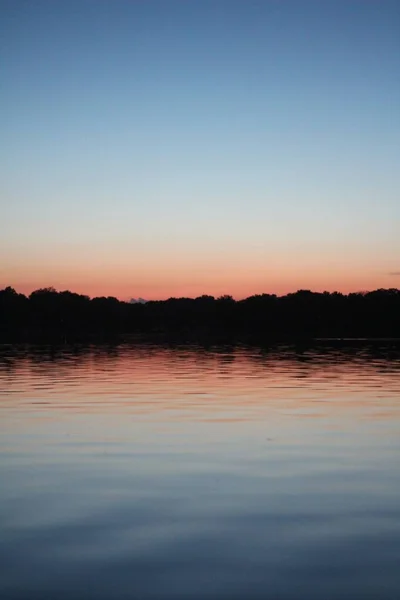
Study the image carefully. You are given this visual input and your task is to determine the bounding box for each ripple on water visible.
[0,343,400,600]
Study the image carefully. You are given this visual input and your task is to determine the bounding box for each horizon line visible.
[2,285,400,303]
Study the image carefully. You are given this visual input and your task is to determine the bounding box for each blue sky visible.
[1,0,399,298]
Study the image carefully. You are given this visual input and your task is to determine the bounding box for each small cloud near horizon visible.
[389,271,400,276]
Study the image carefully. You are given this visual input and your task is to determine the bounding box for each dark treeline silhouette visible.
[1,286,400,342]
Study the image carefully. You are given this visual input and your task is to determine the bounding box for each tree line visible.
[1,286,399,342]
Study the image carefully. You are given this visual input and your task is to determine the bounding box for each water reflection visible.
[0,344,400,599]
[1,344,399,420]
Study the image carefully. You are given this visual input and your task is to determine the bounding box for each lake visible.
[1,343,400,600]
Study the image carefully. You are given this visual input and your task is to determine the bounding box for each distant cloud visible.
[389,271,400,276]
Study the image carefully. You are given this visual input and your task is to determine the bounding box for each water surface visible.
[1,344,400,600]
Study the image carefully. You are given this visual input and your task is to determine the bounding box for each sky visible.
[1,0,399,300]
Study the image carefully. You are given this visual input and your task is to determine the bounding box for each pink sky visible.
[2,264,397,301]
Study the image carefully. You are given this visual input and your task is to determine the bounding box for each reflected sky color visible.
[1,344,400,423]
[1,344,400,599]
[1,0,399,299]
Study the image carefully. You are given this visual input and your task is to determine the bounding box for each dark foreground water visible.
[0,344,400,600]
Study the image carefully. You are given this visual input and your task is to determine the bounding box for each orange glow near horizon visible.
[1,268,397,301]
[2,230,398,300]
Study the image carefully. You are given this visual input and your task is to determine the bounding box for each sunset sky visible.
[1,0,399,300]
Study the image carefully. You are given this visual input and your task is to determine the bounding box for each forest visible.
[1,286,399,342]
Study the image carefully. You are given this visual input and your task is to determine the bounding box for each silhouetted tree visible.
[0,286,399,342]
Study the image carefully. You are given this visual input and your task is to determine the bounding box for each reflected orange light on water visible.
[1,346,399,427]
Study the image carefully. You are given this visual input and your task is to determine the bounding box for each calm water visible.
[1,344,400,600]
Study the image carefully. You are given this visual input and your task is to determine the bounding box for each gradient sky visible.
[1,0,399,300]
